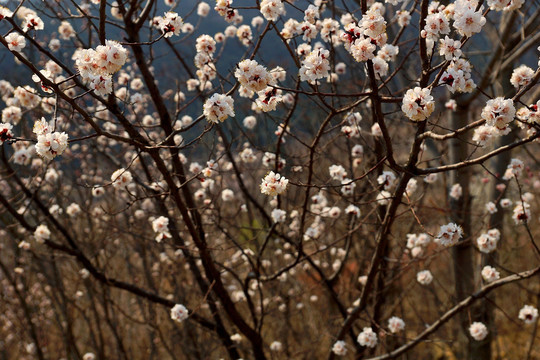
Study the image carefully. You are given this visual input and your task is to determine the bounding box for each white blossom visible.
[332,340,347,356]
[345,205,361,217]
[487,0,524,11]
[476,231,499,253]
[256,87,282,112]
[152,216,171,242]
[66,203,81,217]
[481,266,500,283]
[170,304,189,322]
[388,316,405,333]
[485,202,497,214]
[197,2,210,17]
[469,322,488,341]
[439,36,462,60]
[417,270,433,285]
[360,7,386,38]
[111,168,133,188]
[34,224,51,243]
[510,65,534,89]
[377,171,396,191]
[453,1,486,37]
[396,10,411,27]
[22,13,44,32]
[449,183,462,200]
[357,327,377,348]
[518,305,539,324]
[329,164,347,181]
[502,158,524,180]
[156,12,183,37]
[5,33,26,52]
[271,208,287,223]
[270,341,283,351]
[58,21,75,39]
[0,123,14,144]
[512,202,530,224]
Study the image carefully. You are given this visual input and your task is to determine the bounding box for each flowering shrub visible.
[0,0,538,359]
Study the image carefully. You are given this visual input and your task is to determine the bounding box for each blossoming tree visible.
[0,0,539,359]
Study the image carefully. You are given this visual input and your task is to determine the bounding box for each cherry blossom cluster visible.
[406,233,431,258]
[260,0,286,22]
[255,87,283,112]
[503,158,524,180]
[453,0,487,37]
[516,100,539,138]
[260,171,288,196]
[402,87,435,121]
[215,0,242,24]
[193,34,217,89]
[73,40,128,96]
[510,65,535,89]
[478,97,516,139]
[341,112,363,139]
[33,118,68,161]
[299,48,331,83]
[151,216,172,242]
[341,7,386,63]
[234,59,275,92]
[234,59,284,112]
[111,168,133,189]
[13,85,40,108]
[440,59,476,93]
[436,222,464,246]
[203,93,235,123]
[151,12,183,38]
[476,229,500,253]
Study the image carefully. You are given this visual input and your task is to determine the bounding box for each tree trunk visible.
[449,101,489,359]
[480,64,516,360]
